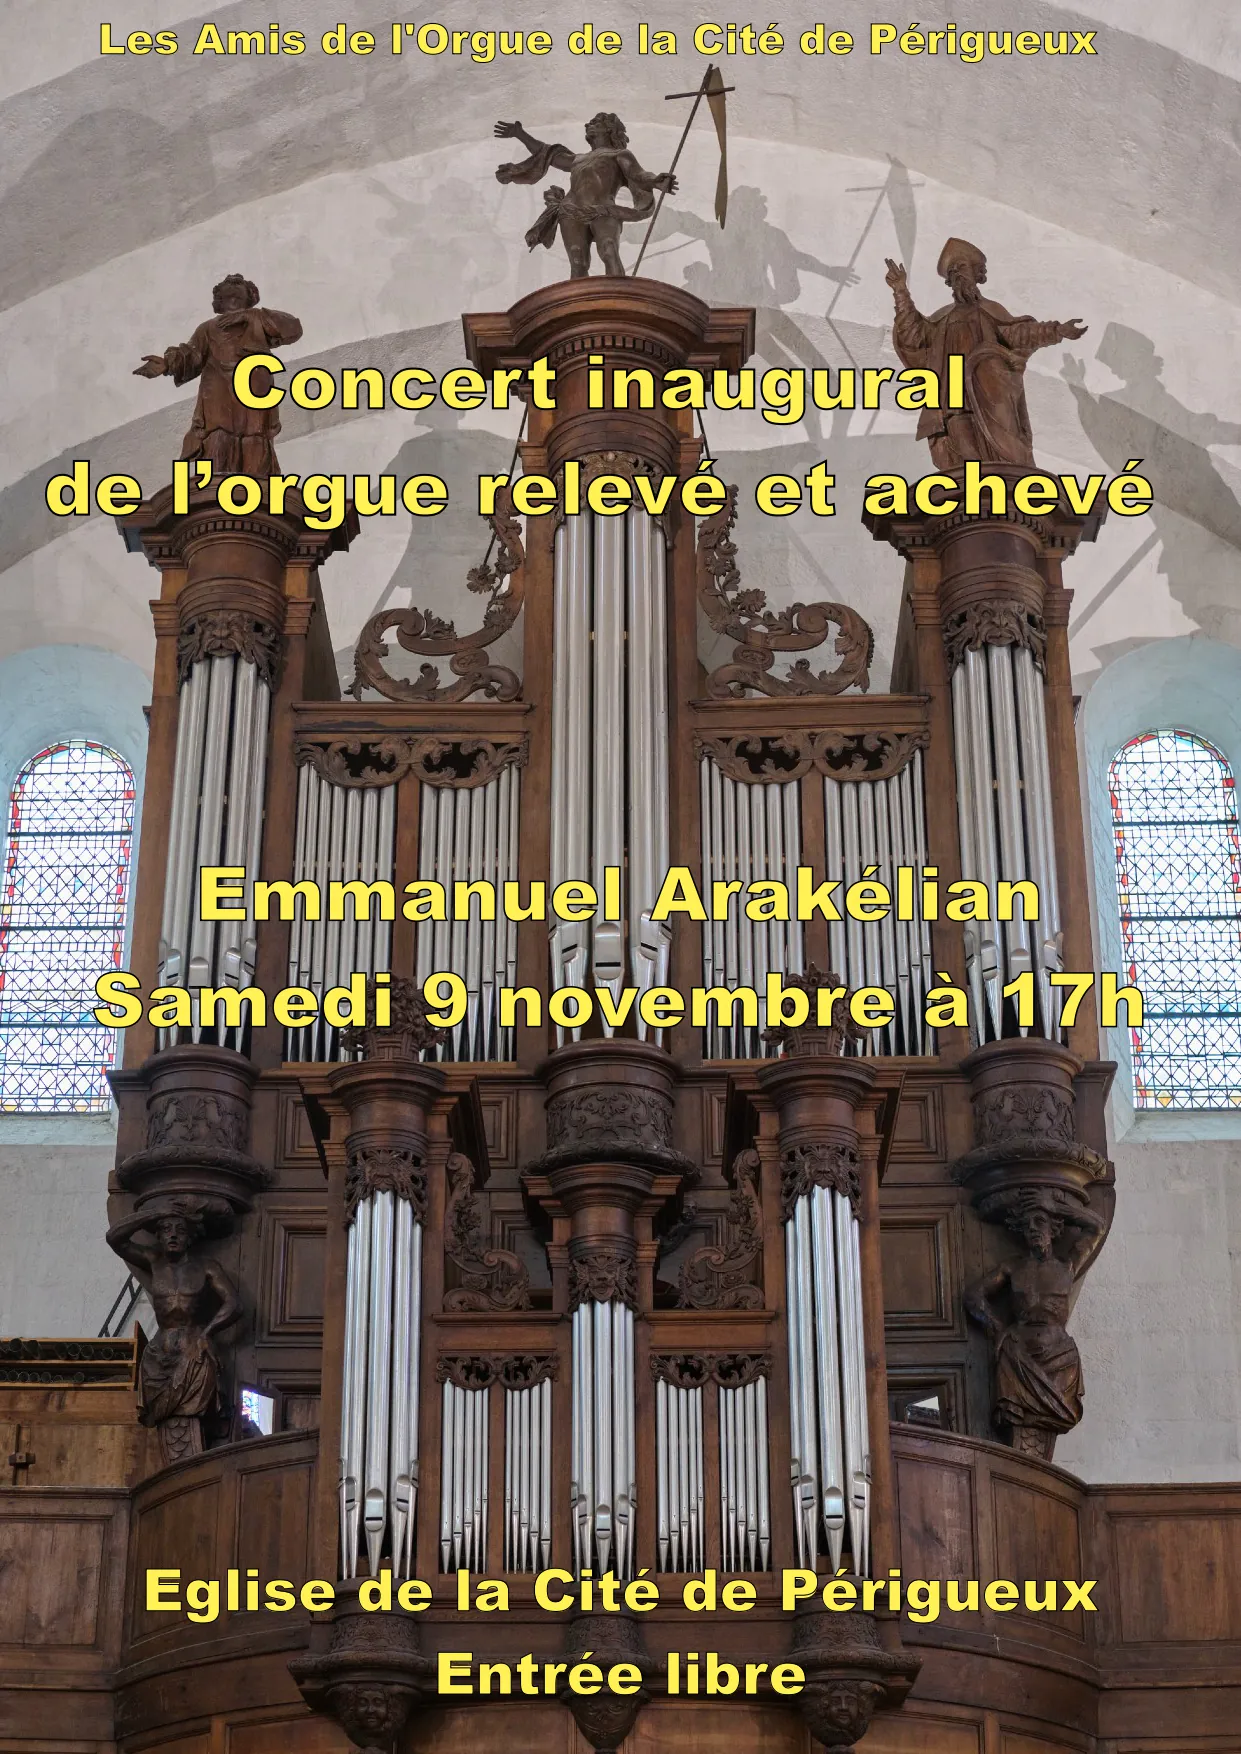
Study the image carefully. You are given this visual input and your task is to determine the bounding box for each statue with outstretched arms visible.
[494,112,677,277]
[885,238,1086,468]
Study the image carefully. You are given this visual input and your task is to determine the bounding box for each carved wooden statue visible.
[494,112,677,276]
[885,239,1086,468]
[106,1196,241,1463]
[964,1191,1105,1458]
[134,273,302,475]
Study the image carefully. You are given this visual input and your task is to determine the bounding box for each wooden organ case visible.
[4,272,1231,1752]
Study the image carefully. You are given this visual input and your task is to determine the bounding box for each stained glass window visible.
[0,742,136,1112]
[1108,730,1241,1109]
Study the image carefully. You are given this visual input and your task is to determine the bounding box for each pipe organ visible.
[104,271,1121,1754]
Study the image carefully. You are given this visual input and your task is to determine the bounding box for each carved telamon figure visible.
[134,273,302,475]
[106,1196,241,1464]
[885,240,1086,468]
[494,113,677,277]
[964,1192,1106,1458]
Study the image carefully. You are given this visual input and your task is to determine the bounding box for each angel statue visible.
[494,112,677,277]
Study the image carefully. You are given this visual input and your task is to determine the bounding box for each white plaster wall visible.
[0,6,1239,1479]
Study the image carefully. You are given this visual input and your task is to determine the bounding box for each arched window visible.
[1108,729,1241,1109]
[0,742,136,1112]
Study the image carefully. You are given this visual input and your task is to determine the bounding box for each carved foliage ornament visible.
[567,1248,638,1312]
[344,1147,426,1226]
[697,485,873,698]
[341,975,447,1062]
[544,1086,680,1167]
[295,734,528,791]
[435,1353,558,1390]
[650,1352,771,1388]
[696,728,928,785]
[146,1089,248,1155]
[677,1147,763,1310]
[177,610,282,689]
[781,1142,862,1220]
[953,1082,1110,1183]
[764,965,864,1060]
[941,598,1047,675]
[348,489,524,704]
[442,1151,532,1312]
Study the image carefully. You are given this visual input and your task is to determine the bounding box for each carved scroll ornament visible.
[543,1085,686,1170]
[941,598,1047,675]
[347,490,524,704]
[344,1147,427,1226]
[696,728,928,784]
[780,1142,861,1220]
[677,1147,763,1310]
[177,610,282,689]
[435,1353,558,1390]
[697,485,873,698]
[341,975,446,1063]
[295,734,528,791]
[567,1247,638,1312]
[442,1151,532,1312]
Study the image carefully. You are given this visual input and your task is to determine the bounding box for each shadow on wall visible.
[333,403,517,682]
[1063,324,1241,647]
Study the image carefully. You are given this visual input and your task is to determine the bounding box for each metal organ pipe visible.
[783,1187,870,1576]
[570,1298,636,1576]
[697,759,804,1058]
[339,1192,425,1580]
[549,508,672,1040]
[158,653,272,1047]
[950,640,1064,1042]
[285,773,395,1061]
[821,760,934,1057]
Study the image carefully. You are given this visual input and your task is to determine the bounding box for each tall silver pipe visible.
[187,653,236,1030]
[341,1197,372,1577]
[1013,645,1063,1036]
[988,641,1033,1023]
[627,510,671,1028]
[592,514,626,1009]
[363,1191,394,1576]
[756,1374,771,1570]
[810,1187,846,1570]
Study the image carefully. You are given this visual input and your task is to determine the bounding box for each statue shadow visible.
[648,186,866,443]
[1062,323,1241,645]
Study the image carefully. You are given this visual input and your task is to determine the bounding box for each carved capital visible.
[435,1353,558,1390]
[341,976,446,1063]
[344,1147,426,1226]
[677,1147,763,1310]
[567,1247,638,1312]
[941,598,1046,675]
[697,486,873,698]
[781,1143,861,1220]
[442,1151,532,1311]
[296,734,528,790]
[177,609,282,689]
[763,966,863,1060]
[696,729,927,784]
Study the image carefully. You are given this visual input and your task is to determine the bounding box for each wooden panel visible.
[887,1084,945,1160]
[263,1206,327,1338]
[881,1210,956,1331]
[479,1091,517,1171]
[1003,1736,1088,1754]
[130,1478,222,1641]
[0,1513,105,1645]
[992,1475,1086,1640]
[283,1394,321,1431]
[858,1712,982,1752]
[895,1453,976,1579]
[278,1089,320,1164]
[228,1715,350,1751]
[1112,1512,1241,1644]
[887,1367,966,1435]
[232,1457,314,1578]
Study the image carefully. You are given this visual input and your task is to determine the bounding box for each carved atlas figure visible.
[964,1190,1106,1458]
[494,112,679,277]
[886,239,1086,468]
[134,273,302,476]
[105,1196,241,1464]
